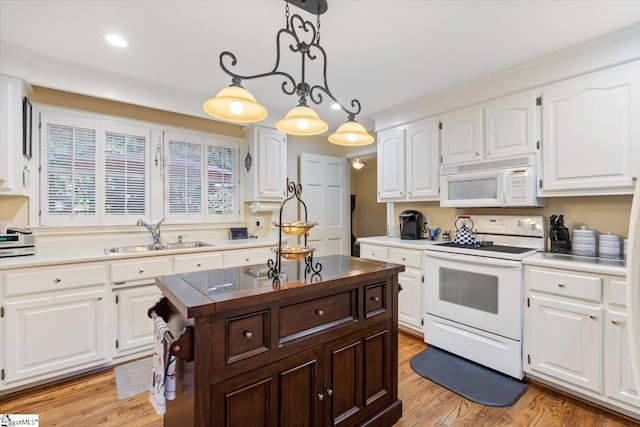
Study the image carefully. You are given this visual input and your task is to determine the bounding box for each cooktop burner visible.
[435,242,535,254]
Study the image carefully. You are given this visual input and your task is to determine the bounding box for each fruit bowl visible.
[273,221,317,236]
[273,245,315,260]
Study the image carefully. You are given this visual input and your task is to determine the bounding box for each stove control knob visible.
[531,224,537,230]
[517,220,524,227]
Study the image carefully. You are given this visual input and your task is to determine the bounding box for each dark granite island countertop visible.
[154,255,405,427]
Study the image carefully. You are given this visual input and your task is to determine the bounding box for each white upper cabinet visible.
[0,75,31,196]
[244,126,287,201]
[441,93,539,165]
[377,128,405,201]
[484,93,539,159]
[405,119,440,200]
[440,108,483,164]
[540,60,640,196]
[377,119,440,202]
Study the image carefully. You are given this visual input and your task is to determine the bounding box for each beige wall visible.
[29,86,244,138]
[350,161,386,238]
[392,194,633,245]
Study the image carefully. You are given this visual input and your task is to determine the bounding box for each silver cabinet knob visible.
[557,283,565,288]
[371,296,380,302]
[197,263,202,267]
[326,388,333,396]
[611,319,619,325]
[316,309,324,316]
[317,393,324,401]
[243,330,253,339]
[590,314,597,320]
[139,269,144,274]
[54,277,61,283]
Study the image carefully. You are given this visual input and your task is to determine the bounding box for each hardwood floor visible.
[1,333,637,426]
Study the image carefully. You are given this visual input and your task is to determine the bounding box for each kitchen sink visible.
[104,241,213,254]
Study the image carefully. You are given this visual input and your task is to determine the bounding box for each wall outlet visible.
[250,216,264,227]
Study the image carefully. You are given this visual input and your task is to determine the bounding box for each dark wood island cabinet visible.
[152,255,404,427]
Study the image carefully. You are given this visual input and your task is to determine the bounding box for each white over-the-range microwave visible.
[440,155,546,208]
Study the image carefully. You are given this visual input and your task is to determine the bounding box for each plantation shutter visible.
[42,118,97,225]
[206,143,236,217]
[103,125,150,222]
[166,134,204,221]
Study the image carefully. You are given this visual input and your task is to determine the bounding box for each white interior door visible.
[300,153,349,256]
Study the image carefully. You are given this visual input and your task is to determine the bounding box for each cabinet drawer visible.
[224,248,271,268]
[4,265,106,297]
[609,279,627,307]
[527,267,602,302]
[365,283,387,318]
[389,248,422,269]
[280,290,357,343]
[110,258,173,283]
[360,244,388,262]
[174,252,223,274]
[226,310,270,364]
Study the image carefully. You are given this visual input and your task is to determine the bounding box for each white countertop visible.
[523,252,627,276]
[357,236,440,250]
[0,237,280,270]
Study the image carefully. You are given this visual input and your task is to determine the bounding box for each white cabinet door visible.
[224,247,272,268]
[440,108,483,165]
[2,288,109,387]
[244,126,287,201]
[527,293,603,394]
[405,119,440,201]
[377,128,405,201]
[540,61,640,196]
[484,93,539,159]
[605,309,640,410]
[397,268,423,333]
[114,285,163,356]
[0,75,30,196]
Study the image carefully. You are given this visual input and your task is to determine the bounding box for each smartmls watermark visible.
[0,414,39,426]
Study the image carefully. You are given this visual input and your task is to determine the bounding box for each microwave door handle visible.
[500,172,508,205]
[424,250,522,268]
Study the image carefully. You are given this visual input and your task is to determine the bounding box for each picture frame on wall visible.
[23,96,32,160]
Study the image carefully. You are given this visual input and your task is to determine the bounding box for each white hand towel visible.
[149,316,169,415]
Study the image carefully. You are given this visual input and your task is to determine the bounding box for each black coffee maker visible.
[399,210,425,240]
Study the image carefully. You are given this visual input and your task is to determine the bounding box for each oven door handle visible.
[424,251,522,268]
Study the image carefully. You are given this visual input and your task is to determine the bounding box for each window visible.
[103,124,150,223]
[39,107,239,227]
[165,133,239,223]
[41,116,98,226]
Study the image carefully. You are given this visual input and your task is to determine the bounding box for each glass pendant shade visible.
[276,105,329,136]
[328,120,374,146]
[351,158,366,170]
[203,85,268,123]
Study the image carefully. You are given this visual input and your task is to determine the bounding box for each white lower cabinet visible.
[113,284,163,356]
[524,265,640,418]
[360,242,424,335]
[224,247,272,268]
[2,287,109,389]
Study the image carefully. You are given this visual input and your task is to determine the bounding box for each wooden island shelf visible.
[153,255,405,427]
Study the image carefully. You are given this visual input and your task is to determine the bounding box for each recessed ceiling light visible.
[105,34,128,48]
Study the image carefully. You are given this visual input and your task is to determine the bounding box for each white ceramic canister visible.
[599,232,621,259]
[572,226,596,257]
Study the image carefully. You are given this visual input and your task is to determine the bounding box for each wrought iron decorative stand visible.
[268,181,322,284]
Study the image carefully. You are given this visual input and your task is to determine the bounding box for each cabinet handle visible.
[590,314,597,320]
[54,277,61,283]
[316,309,324,316]
[317,393,324,401]
[371,296,380,302]
[398,284,403,292]
[474,152,479,157]
[245,258,250,261]
[632,176,638,182]
[243,330,253,339]
[197,263,202,267]
[611,319,619,325]
[139,269,144,274]
[326,388,333,396]
[98,296,103,301]
[401,257,406,261]
[486,150,491,155]
[557,283,565,288]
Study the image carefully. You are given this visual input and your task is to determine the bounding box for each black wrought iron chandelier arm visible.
[304,41,362,117]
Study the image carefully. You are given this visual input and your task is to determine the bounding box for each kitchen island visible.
[153,254,405,427]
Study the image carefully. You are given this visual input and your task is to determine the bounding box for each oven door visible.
[424,250,523,340]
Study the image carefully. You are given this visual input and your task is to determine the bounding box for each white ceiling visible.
[1,0,640,132]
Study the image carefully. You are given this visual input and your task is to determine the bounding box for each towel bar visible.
[148,298,194,362]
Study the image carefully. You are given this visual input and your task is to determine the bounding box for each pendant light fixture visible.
[351,158,366,170]
[203,0,373,145]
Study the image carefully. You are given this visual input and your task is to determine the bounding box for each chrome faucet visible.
[137,218,165,245]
